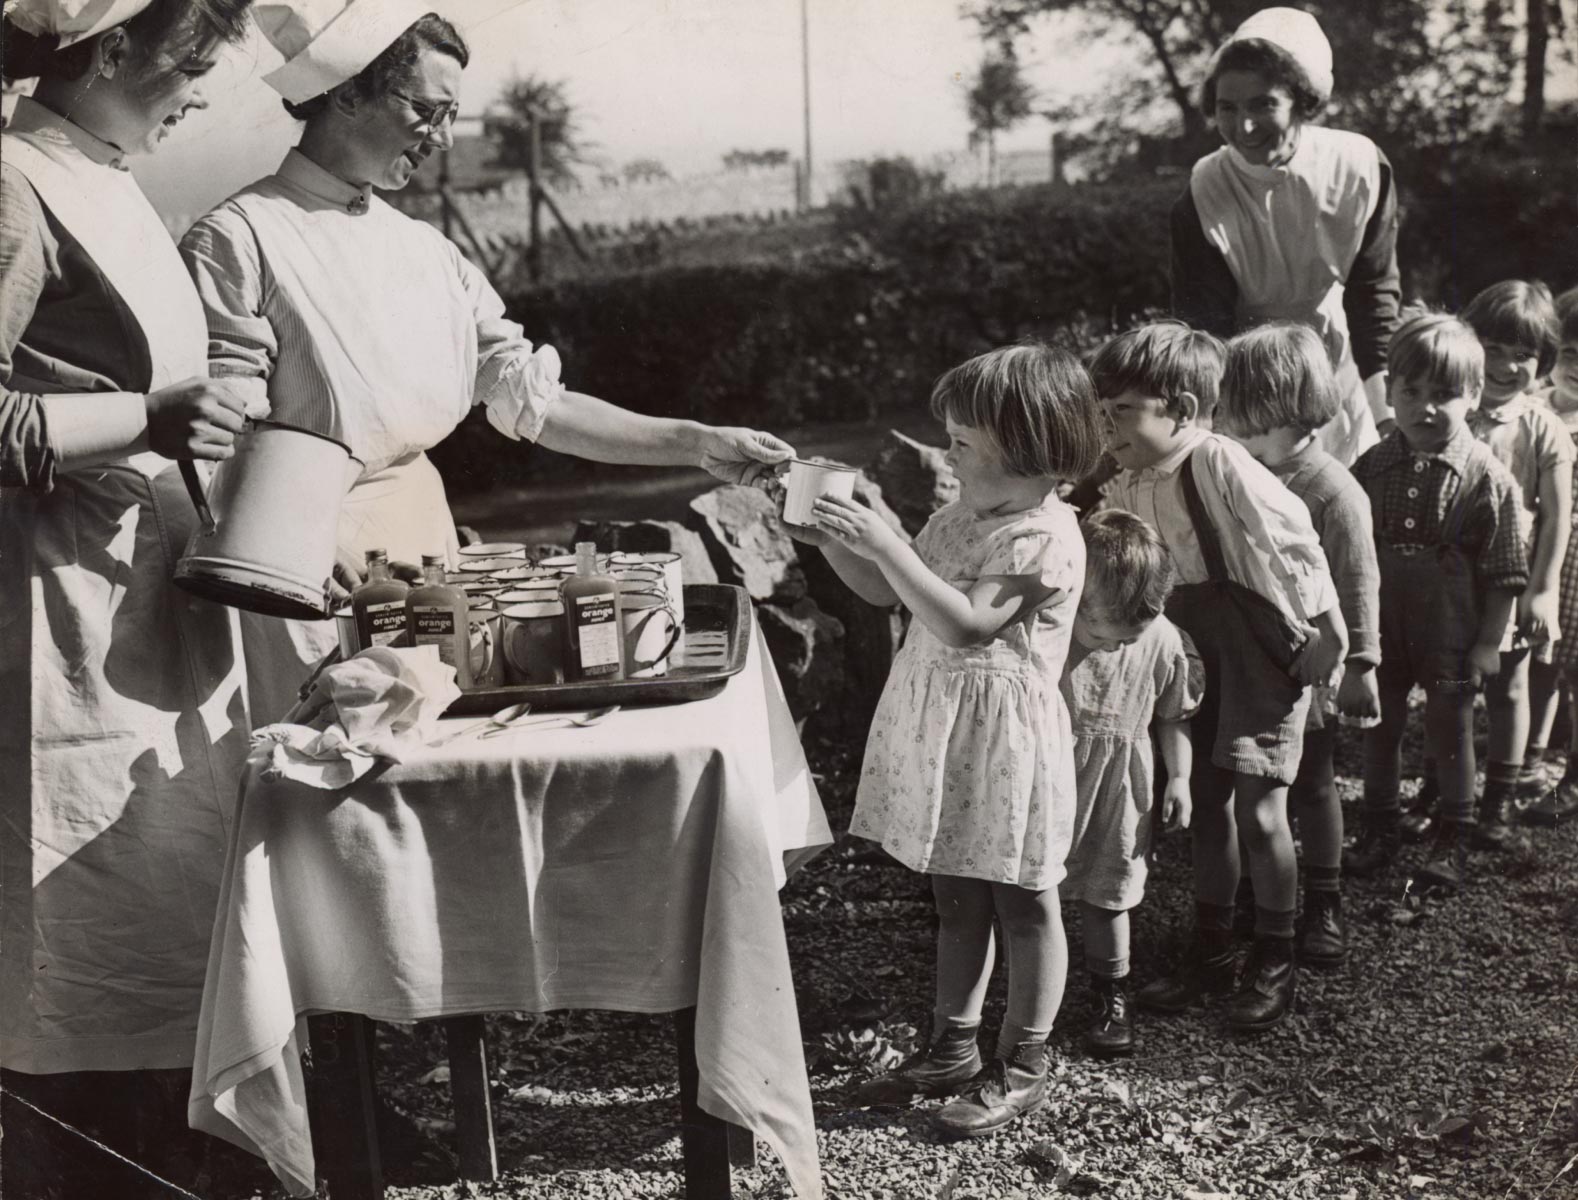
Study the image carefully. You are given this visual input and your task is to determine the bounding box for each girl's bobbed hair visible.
[283,12,469,122]
[1202,38,1326,123]
[1388,313,1485,395]
[1217,324,1340,437]
[929,342,1105,482]
[1080,509,1175,626]
[1460,280,1560,377]
[1557,287,1578,345]
[3,0,249,84]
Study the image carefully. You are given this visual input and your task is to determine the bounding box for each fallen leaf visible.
[416,1064,450,1085]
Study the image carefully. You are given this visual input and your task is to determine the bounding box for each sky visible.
[133,0,1110,225]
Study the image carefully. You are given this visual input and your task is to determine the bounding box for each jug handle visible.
[179,460,217,536]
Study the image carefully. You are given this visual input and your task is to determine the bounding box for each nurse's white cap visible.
[258,0,441,102]
[4,0,156,47]
[1216,6,1334,102]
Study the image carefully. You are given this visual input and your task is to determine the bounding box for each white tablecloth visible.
[189,621,830,1198]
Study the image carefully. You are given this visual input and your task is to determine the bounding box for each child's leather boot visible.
[851,1020,981,1106]
[1227,936,1296,1032]
[1083,975,1134,1057]
[1296,888,1347,968]
[932,1041,1048,1137]
[1135,930,1236,1013]
[1342,810,1400,876]
[1419,819,1471,890]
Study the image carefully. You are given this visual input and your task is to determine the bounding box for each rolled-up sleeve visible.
[1201,437,1339,623]
[456,252,564,442]
[180,207,278,388]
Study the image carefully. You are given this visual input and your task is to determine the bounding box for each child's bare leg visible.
[1227,773,1299,1031]
[932,874,996,1023]
[1190,763,1241,908]
[853,874,991,1105]
[1291,725,1346,965]
[1524,658,1562,792]
[932,884,1062,1134]
[1080,902,1133,1056]
[1479,648,1530,845]
[1291,726,1341,869]
[1528,671,1578,824]
[1346,672,1412,876]
[1418,690,1477,889]
[991,882,1066,1042]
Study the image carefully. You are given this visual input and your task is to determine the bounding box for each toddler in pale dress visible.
[1061,511,1202,1060]
[791,343,1104,1137]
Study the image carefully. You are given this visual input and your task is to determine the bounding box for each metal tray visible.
[446,583,752,715]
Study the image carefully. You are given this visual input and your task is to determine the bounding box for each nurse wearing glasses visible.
[181,0,797,724]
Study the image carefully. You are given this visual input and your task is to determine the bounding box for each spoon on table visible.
[430,702,532,747]
[479,705,621,738]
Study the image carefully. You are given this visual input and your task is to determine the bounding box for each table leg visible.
[672,1007,734,1200]
[440,1015,499,1181]
[306,1012,383,1200]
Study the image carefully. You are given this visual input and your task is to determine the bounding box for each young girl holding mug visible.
[793,343,1104,1136]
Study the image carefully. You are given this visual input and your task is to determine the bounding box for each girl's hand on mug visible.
[145,377,251,461]
[811,495,900,560]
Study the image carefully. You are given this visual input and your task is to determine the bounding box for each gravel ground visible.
[207,707,1578,1200]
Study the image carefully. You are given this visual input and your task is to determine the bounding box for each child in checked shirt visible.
[1095,321,1346,1036]
[1346,315,1529,890]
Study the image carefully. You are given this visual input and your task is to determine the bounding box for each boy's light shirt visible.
[1102,427,1338,627]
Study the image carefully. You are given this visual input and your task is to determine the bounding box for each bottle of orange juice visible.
[560,541,622,680]
[406,554,472,687]
[352,548,409,649]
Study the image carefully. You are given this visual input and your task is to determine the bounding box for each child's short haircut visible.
[1388,313,1485,394]
[1088,320,1226,419]
[1461,280,1560,375]
[1080,509,1175,626]
[929,342,1105,481]
[1557,286,1578,344]
[1217,324,1340,437]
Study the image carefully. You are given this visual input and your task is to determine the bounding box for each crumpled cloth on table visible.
[248,645,460,789]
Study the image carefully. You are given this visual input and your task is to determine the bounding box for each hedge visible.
[432,156,1578,496]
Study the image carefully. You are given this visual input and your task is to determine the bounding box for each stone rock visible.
[570,519,719,585]
[687,485,805,603]
[797,543,904,730]
[868,431,957,535]
[757,598,845,723]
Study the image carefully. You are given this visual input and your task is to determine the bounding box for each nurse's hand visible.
[698,426,795,489]
[329,546,367,605]
[145,377,251,462]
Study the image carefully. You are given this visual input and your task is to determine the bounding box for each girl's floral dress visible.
[850,498,1083,889]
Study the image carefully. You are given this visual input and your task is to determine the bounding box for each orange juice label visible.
[365,600,405,646]
[572,592,619,675]
[411,605,460,667]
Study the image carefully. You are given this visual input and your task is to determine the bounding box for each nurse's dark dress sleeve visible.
[1342,147,1401,381]
[1169,184,1238,339]
[0,164,55,488]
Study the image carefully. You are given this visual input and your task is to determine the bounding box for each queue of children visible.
[789,276,1578,1140]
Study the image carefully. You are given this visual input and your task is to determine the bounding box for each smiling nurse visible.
[181,0,798,723]
[1170,7,1402,469]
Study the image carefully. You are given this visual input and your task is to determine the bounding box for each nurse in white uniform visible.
[181,0,798,723]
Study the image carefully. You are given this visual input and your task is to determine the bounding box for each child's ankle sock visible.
[1254,905,1297,940]
[995,1022,1051,1061]
[1085,954,1129,981]
[1196,900,1236,936]
[934,1012,982,1034]
[1303,863,1341,894]
[1485,759,1521,804]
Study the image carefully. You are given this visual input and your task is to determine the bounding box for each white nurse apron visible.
[0,131,251,1073]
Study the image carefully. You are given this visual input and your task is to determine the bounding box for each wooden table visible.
[189,622,830,1199]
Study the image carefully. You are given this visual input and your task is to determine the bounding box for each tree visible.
[966,53,1036,186]
[969,0,1520,162]
[622,158,672,184]
[722,148,792,171]
[484,74,593,189]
